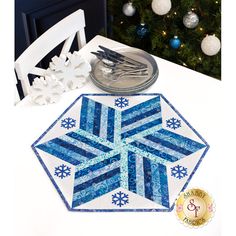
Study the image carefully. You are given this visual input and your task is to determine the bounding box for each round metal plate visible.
[90,47,159,94]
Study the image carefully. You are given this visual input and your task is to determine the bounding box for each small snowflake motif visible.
[166,117,181,130]
[112,191,129,207]
[54,164,71,179]
[114,97,129,109]
[61,117,76,129]
[171,165,188,179]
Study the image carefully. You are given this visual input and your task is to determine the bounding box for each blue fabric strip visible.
[75,154,121,179]
[93,102,102,136]
[73,167,120,193]
[143,157,153,200]
[150,163,162,205]
[100,105,108,140]
[52,138,96,159]
[36,144,81,165]
[130,141,179,162]
[122,106,161,128]
[128,151,137,193]
[107,107,115,143]
[158,164,169,208]
[121,118,162,139]
[135,155,145,197]
[66,132,112,153]
[79,96,89,130]
[86,99,96,133]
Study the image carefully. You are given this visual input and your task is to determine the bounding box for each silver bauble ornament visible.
[201,34,221,56]
[122,2,136,17]
[151,0,172,16]
[183,11,199,29]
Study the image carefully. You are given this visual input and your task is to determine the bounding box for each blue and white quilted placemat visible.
[32,94,209,212]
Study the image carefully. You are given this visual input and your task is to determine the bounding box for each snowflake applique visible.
[61,117,76,129]
[171,165,188,179]
[54,164,71,179]
[112,191,129,207]
[114,97,129,109]
[166,117,181,130]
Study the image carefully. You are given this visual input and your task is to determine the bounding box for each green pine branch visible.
[107,0,221,79]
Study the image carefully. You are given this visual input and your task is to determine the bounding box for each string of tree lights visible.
[107,0,221,79]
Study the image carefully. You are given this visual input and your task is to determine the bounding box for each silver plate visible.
[90,47,159,94]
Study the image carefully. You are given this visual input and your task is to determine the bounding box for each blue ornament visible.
[136,23,149,38]
[169,36,181,49]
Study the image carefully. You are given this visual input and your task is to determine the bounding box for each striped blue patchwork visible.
[74,160,121,186]
[126,152,170,207]
[75,154,121,179]
[155,129,206,152]
[121,118,162,139]
[128,129,206,163]
[72,178,120,207]
[122,106,161,127]
[137,137,186,160]
[79,97,116,143]
[66,132,112,153]
[130,141,179,162]
[121,111,162,133]
[122,96,161,120]
[73,167,120,193]
[36,142,82,165]
[35,95,207,209]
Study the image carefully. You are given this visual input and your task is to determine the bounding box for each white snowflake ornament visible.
[30,75,64,105]
[48,51,91,91]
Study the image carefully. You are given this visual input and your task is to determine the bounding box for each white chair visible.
[15,9,87,99]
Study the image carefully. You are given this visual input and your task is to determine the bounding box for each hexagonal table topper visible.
[32,94,209,212]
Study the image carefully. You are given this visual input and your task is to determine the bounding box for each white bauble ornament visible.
[183,11,199,29]
[201,35,221,56]
[123,2,136,17]
[151,0,172,15]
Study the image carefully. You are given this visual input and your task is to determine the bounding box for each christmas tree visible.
[107,0,221,79]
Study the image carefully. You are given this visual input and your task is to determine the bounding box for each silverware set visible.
[91,45,149,80]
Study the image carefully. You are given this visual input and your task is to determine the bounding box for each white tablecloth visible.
[14,35,221,236]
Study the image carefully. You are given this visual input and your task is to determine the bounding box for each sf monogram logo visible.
[175,188,215,227]
[187,199,201,218]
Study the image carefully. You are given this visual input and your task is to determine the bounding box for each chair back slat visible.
[60,33,76,58]
[15,9,86,98]
[30,67,47,77]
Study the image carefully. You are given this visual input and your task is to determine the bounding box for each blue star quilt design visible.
[32,94,209,212]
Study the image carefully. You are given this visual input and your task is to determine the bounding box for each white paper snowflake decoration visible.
[48,51,91,91]
[30,75,64,105]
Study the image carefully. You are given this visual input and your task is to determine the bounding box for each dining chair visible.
[15,9,87,100]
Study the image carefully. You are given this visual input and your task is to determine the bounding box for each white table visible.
[14,35,221,236]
